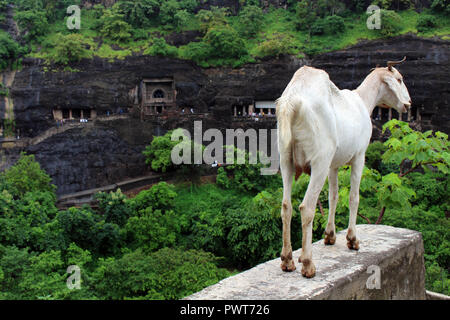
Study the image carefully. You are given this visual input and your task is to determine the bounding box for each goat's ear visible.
[382,75,397,90]
[388,65,393,72]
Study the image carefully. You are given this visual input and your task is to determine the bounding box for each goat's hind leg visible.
[347,154,365,250]
[299,161,330,278]
[280,154,296,272]
[324,168,338,245]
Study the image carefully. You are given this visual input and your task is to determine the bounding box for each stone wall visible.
[187,225,426,300]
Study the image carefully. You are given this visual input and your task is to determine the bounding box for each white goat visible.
[277,58,412,278]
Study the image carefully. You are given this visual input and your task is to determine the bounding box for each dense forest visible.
[0,0,449,70]
[0,120,448,299]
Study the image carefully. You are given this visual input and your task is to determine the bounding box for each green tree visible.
[123,207,180,252]
[94,188,132,227]
[57,207,121,256]
[99,6,132,42]
[52,33,90,65]
[178,0,199,12]
[216,146,281,193]
[15,10,49,41]
[159,0,180,26]
[377,9,403,37]
[0,245,31,299]
[416,15,438,32]
[143,129,180,173]
[323,15,346,34]
[143,128,204,174]
[144,37,178,57]
[174,9,191,31]
[196,6,230,32]
[0,32,21,70]
[373,120,449,223]
[90,248,231,299]
[431,0,450,15]
[117,0,159,27]
[128,182,177,213]
[238,5,263,37]
[0,153,55,198]
[204,25,247,59]
[18,250,69,299]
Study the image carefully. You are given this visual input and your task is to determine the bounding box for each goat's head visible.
[375,57,412,113]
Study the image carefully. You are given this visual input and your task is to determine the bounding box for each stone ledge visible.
[186,224,426,300]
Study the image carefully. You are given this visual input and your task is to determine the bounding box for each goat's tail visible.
[276,94,297,155]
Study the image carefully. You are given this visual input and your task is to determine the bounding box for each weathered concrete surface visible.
[187,225,426,300]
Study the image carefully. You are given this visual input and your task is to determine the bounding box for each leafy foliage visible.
[99,6,132,42]
[116,0,159,27]
[238,5,263,37]
[416,14,438,32]
[90,247,231,300]
[377,9,403,37]
[51,33,90,65]
[0,152,55,198]
[216,146,282,193]
[382,120,449,175]
[95,189,132,227]
[0,32,21,70]
[15,10,49,41]
[203,25,248,59]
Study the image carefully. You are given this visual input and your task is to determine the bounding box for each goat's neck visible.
[355,73,383,115]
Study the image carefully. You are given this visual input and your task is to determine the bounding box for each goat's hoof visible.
[300,259,316,278]
[280,259,296,272]
[280,252,296,272]
[346,234,360,250]
[324,231,336,245]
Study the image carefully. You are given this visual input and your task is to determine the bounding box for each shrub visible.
[311,19,325,35]
[142,129,180,173]
[90,248,231,299]
[416,15,438,32]
[196,6,230,32]
[179,41,211,64]
[377,9,403,37]
[128,182,177,213]
[238,5,263,37]
[123,207,180,252]
[117,0,159,27]
[323,15,346,34]
[174,9,191,31]
[365,141,387,172]
[159,0,180,26]
[15,10,49,41]
[216,146,282,193]
[99,7,132,42]
[203,25,247,59]
[431,0,450,15]
[144,37,178,57]
[0,32,20,70]
[57,207,121,256]
[295,0,318,31]
[0,153,55,198]
[94,189,132,227]
[255,35,292,58]
[52,33,90,65]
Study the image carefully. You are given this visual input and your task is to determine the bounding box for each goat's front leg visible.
[324,167,338,245]
[347,155,365,250]
[280,156,295,272]
[299,165,329,278]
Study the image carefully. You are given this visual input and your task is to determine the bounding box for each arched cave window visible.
[153,89,165,99]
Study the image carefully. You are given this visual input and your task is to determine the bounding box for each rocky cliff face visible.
[1,34,448,195]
